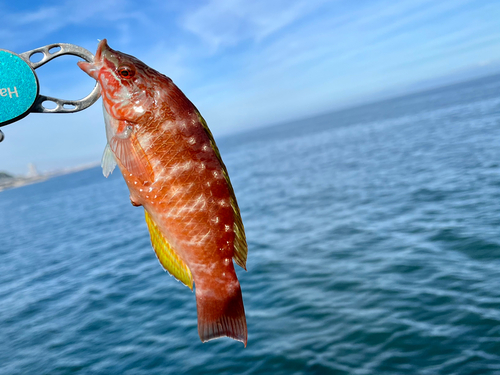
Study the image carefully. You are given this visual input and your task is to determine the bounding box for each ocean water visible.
[1,74,500,374]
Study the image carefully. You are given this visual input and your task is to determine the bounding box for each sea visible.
[0,74,499,375]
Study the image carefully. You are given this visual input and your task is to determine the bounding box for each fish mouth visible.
[78,39,115,79]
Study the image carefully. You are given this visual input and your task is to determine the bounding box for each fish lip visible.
[95,39,110,62]
[95,39,120,69]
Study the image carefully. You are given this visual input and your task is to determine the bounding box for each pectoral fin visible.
[110,127,155,184]
[101,143,117,177]
[145,210,193,289]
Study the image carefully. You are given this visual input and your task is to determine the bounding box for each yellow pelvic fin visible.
[144,210,193,289]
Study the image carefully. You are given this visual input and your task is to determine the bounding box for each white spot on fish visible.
[202,144,210,152]
[188,137,196,145]
[224,224,231,232]
[223,258,231,265]
[213,216,220,224]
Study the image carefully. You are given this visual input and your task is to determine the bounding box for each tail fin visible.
[196,281,247,347]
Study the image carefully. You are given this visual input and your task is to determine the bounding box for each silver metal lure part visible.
[19,43,101,114]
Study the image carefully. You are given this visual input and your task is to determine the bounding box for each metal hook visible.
[19,43,101,114]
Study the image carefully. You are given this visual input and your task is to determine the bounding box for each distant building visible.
[27,163,39,178]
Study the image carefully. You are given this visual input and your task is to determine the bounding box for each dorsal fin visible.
[145,210,193,289]
[196,111,248,270]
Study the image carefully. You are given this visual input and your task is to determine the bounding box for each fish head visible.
[78,39,158,123]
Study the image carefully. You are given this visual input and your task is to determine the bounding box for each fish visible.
[78,39,248,346]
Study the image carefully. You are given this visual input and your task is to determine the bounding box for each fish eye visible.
[118,66,135,79]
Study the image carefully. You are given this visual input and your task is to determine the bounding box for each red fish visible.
[78,40,248,346]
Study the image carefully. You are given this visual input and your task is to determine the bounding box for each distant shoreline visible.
[0,162,99,193]
[0,175,49,192]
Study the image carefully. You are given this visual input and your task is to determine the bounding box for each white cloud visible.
[0,0,148,50]
[181,0,329,51]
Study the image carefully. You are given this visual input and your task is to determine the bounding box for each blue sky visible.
[1,0,499,174]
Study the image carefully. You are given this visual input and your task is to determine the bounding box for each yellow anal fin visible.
[145,210,193,290]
